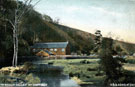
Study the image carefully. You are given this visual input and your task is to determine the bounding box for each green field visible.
[1,57,135,86]
[40,59,105,85]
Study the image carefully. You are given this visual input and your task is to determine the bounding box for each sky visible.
[29,0,135,43]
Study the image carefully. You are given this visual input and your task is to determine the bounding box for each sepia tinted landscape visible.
[0,0,135,87]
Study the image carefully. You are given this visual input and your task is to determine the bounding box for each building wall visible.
[32,48,66,55]
[48,48,66,55]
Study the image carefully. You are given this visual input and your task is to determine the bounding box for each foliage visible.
[99,38,125,85]
[0,65,40,84]
[113,44,129,56]
[0,0,95,61]
[125,56,135,64]
[93,30,102,53]
[22,62,34,73]
[25,73,40,84]
[0,0,135,67]
[0,73,40,84]
[42,14,53,22]
[53,23,95,53]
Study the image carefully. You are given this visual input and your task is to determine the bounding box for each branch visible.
[32,0,41,7]
[27,0,33,6]
[22,0,29,8]
[8,20,15,30]
[0,18,15,30]
[17,0,41,21]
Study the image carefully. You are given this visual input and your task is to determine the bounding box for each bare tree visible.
[54,17,60,24]
[106,32,115,39]
[115,35,120,41]
[6,0,41,67]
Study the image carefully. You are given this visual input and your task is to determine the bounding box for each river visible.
[33,61,80,87]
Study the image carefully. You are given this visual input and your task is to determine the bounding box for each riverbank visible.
[1,57,135,87]
[36,59,105,86]
[0,65,41,84]
[0,63,79,87]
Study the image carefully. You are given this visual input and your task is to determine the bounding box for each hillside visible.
[1,0,135,60]
[20,10,95,54]
[20,10,135,55]
[114,40,135,54]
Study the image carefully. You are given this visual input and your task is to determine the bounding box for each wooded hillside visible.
[0,0,135,61]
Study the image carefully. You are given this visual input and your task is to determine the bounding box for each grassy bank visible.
[1,57,135,86]
[0,64,41,84]
[124,56,135,71]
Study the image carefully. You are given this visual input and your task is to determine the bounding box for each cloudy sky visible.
[30,0,135,43]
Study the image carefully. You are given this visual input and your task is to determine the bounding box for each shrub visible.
[25,73,40,84]
[99,38,124,85]
[80,60,91,64]
[126,57,135,64]
[87,68,97,71]
[22,62,34,73]
[48,62,54,65]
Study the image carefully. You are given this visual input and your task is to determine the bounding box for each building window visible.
[50,48,53,51]
[54,48,57,52]
[62,48,65,52]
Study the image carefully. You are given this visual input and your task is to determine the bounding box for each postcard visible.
[0,0,135,87]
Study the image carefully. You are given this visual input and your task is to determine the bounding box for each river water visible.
[33,60,80,87]
[34,72,79,87]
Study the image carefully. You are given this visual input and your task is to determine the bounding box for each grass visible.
[123,63,135,71]
[0,65,41,84]
[125,56,135,64]
[123,56,135,71]
[40,59,105,85]
[37,57,135,86]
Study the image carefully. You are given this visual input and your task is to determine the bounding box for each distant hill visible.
[20,9,135,55]
[1,0,135,59]
[114,40,135,54]
[20,10,95,54]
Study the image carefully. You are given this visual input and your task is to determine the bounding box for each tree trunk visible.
[12,26,18,67]
[15,24,18,66]
[12,29,16,67]
[12,9,18,67]
[11,0,40,67]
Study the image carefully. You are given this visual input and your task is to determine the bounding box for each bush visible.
[87,68,97,71]
[22,62,35,73]
[69,72,80,78]
[126,59,135,64]
[80,60,91,64]
[126,57,135,64]
[121,70,135,83]
[0,74,6,83]
[48,62,54,65]
[25,73,40,84]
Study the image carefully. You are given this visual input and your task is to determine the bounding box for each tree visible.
[53,17,60,24]
[0,0,16,66]
[94,30,102,53]
[94,30,126,85]
[113,44,129,56]
[42,14,53,22]
[1,0,41,67]
[99,38,124,85]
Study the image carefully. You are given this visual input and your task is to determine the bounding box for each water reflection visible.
[61,79,79,87]
[34,73,79,87]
